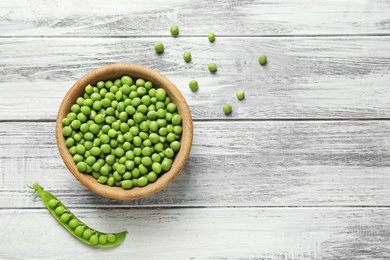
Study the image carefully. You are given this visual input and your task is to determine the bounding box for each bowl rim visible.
[56,63,193,200]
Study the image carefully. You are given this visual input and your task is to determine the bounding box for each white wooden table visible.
[1,1,390,259]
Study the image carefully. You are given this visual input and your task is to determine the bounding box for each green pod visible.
[29,183,127,247]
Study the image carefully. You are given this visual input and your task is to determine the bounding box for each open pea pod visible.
[29,183,127,247]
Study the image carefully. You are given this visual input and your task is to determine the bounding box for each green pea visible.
[60,213,71,223]
[154,143,164,152]
[105,154,116,165]
[85,156,96,166]
[71,104,81,113]
[131,168,140,178]
[133,136,142,147]
[75,226,85,237]
[77,160,87,173]
[208,62,217,72]
[170,141,181,152]
[116,164,126,174]
[149,121,159,132]
[154,42,164,53]
[138,176,148,187]
[90,147,101,157]
[188,80,198,91]
[133,112,144,123]
[97,81,105,89]
[125,161,135,171]
[48,199,58,208]
[258,54,267,65]
[172,114,182,125]
[69,146,77,155]
[183,52,191,62]
[113,171,122,181]
[141,156,152,167]
[173,125,182,135]
[170,24,179,35]
[164,148,174,158]
[141,95,151,105]
[99,234,108,244]
[91,93,101,101]
[85,84,93,94]
[62,118,71,126]
[121,76,133,86]
[100,144,111,154]
[73,154,84,164]
[123,171,132,180]
[122,180,133,190]
[100,165,110,175]
[137,104,148,114]
[62,126,72,137]
[84,141,93,150]
[235,90,245,100]
[156,88,166,101]
[83,229,93,239]
[208,32,215,42]
[152,162,162,174]
[223,103,232,114]
[71,119,81,130]
[161,158,172,171]
[151,153,161,163]
[98,175,108,184]
[147,171,158,182]
[55,206,66,216]
[89,234,99,245]
[107,176,115,186]
[69,219,80,229]
[105,80,113,88]
[107,234,116,243]
[156,101,165,110]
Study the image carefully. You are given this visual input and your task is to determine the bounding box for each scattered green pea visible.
[189,80,198,91]
[154,42,164,53]
[236,90,245,100]
[208,32,216,42]
[258,54,267,65]
[170,25,179,35]
[208,63,217,72]
[223,103,232,114]
[29,183,127,247]
[183,52,191,62]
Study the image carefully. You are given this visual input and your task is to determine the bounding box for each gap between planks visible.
[1,33,390,39]
[2,205,390,210]
[1,118,390,123]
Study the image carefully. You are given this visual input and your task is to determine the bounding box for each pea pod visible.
[29,183,127,247]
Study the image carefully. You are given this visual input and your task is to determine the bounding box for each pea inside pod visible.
[29,183,127,247]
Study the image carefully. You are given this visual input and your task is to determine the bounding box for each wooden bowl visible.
[56,64,193,200]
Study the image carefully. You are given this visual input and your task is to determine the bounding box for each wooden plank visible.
[1,207,390,259]
[1,0,390,36]
[0,37,389,120]
[1,121,390,207]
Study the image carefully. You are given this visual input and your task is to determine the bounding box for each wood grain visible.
[1,208,390,259]
[1,0,390,36]
[0,37,389,120]
[1,121,389,208]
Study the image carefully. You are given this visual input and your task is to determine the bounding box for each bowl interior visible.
[56,63,193,200]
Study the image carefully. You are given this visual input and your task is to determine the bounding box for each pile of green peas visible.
[62,76,182,190]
